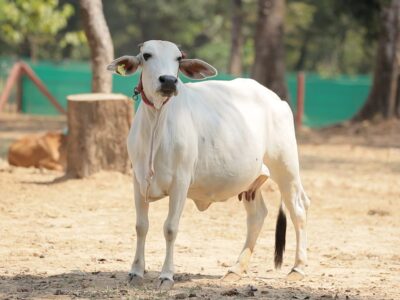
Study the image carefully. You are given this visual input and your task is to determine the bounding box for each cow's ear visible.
[179,59,217,79]
[107,55,140,76]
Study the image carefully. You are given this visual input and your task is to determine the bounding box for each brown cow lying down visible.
[8,132,67,171]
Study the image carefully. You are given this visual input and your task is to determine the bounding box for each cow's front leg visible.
[158,179,189,290]
[129,176,149,285]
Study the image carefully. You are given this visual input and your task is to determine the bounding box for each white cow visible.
[107,40,310,289]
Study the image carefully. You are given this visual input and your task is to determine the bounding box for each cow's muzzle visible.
[159,75,178,96]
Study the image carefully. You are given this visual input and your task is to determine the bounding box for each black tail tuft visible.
[274,206,287,269]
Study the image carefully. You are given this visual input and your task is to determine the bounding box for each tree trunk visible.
[28,37,39,63]
[354,0,400,121]
[228,0,243,76]
[80,0,114,93]
[67,94,133,178]
[295,30,311,71]
[252,0,288,100]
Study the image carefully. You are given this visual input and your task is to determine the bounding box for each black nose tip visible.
[159,75,178,84]
[159,75,177,95]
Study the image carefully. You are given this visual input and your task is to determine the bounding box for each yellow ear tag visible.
[117,64,126,75]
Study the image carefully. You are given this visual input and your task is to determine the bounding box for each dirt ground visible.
[0,113,399,300]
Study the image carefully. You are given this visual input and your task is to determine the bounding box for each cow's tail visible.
[274,202,287,269]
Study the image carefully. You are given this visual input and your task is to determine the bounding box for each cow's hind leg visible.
[223,191,267,281]
[271,158,310,281]
[129,176,149,285]
[265,111,311,280]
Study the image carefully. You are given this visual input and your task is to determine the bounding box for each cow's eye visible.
[177,56,182,62]
[143,53,152,61]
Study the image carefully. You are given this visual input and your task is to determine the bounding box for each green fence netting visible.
[287,73,371,127]
[1,58,371,128]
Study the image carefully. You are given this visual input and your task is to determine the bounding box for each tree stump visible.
[67,93,133,178]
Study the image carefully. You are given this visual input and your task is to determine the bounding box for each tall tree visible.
[228,0,243,75]
[79,0,113,93]
[252,0,288,100]
[354,0,400,120]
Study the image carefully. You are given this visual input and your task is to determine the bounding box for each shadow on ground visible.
[0,271,368,299]
[20,173,73,185]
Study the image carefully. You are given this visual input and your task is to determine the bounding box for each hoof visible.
[157,277,174,290]
[222,271,242,282]
[287,268,305,281]
[128,273,144,286]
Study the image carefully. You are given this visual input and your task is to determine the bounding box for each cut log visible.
[67,93,133,178]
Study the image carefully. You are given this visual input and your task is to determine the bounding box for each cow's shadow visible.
[0,270,364,299]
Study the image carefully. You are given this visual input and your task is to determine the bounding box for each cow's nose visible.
[159,75,178,95]
[159,75,178,85]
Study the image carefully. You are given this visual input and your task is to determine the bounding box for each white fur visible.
[109,40,310,287]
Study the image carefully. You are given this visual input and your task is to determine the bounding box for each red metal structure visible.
[0,62,66,114]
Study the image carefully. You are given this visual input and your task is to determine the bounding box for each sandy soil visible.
[0,113,399,299]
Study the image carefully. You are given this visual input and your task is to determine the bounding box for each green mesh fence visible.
[1,58,371,128]
[287,73,371,127]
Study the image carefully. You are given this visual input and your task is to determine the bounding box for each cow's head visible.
[107,40,217,109]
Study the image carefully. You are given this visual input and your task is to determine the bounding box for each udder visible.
[188,159,264,203]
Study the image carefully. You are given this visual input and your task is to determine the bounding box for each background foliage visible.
[0,0,386,75]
